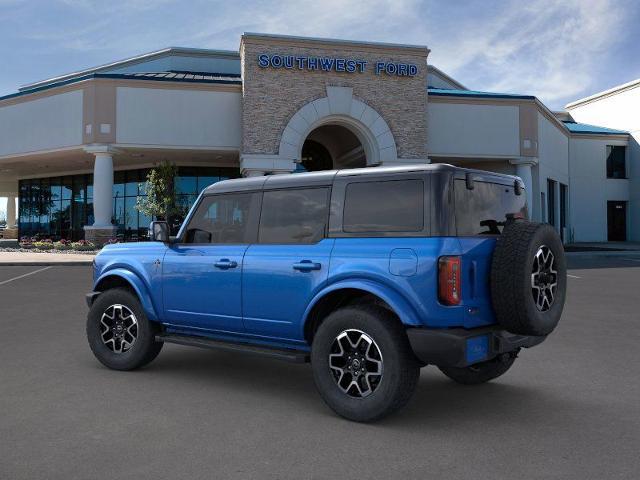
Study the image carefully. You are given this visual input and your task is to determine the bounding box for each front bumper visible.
[406,326,546,368]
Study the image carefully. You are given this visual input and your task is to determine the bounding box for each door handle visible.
[293,260,321,272]
[214,259,238,269]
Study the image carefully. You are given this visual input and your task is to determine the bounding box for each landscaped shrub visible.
[19,236,34,249]
[71,240,97,251]
[33,239,54,250]
[53,239,73,250]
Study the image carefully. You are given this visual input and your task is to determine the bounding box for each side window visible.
[259,188,330,244]
[184,193,258,244]
[343,179,424,233]
[454,180,527,236]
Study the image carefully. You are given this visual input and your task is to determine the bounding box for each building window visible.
[560,183,568,241]
[547,179,556,227]
[606,145,626,179]
[18,166,240,241]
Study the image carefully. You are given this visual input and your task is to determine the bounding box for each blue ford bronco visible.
[87,164,566,422]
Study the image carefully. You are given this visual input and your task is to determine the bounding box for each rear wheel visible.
[87,288,163,371]
[311,305,420,422]
[438,352,517,385]
[491,221,567,335]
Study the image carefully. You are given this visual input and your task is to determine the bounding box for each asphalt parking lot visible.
[1,256,639,479]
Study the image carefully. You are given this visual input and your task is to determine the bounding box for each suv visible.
[86,164,566,422]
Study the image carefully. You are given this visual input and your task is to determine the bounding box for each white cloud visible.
[426,0,628,107]
[2,0,634,109]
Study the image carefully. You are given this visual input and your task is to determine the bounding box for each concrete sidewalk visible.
[0,251,95,266]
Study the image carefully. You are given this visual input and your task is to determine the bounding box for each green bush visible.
[71,240,97,251]
[33,240,54,250]
[53,240,73,250]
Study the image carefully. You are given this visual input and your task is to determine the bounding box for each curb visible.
[0,261,94,266]
[566,250,640,257]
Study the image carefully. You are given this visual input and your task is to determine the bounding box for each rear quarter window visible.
[455,179,527,236]
[343,179,424,233]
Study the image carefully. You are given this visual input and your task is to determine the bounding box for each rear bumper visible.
[406,326,546,368]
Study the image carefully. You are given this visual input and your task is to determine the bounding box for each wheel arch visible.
[302,280,421,344]
[94,269,159,321]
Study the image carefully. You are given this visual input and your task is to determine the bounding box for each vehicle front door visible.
[242,187,333,341]
[162,192,260,333]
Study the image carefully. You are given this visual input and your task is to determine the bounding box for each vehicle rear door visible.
[242,187,333,341]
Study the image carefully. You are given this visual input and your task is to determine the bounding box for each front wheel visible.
[438,352,517,385]
[87,288,163,371]
[311,306,420,422]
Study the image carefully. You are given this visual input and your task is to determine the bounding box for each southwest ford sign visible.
[257,54,418,77]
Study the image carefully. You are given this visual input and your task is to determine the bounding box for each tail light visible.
[438,256,461,305]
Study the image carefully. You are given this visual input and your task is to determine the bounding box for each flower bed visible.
[1,236,100,254]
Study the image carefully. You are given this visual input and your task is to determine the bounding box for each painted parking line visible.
[0,266,52,286]
[567,274,581,279]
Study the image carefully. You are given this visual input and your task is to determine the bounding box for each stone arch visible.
[278,86,398,167]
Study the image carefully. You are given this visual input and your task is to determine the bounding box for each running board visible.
[156,333,310,363]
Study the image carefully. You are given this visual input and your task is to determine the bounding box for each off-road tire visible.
[87,288,163,371]
[311,305,420,422]
[439,352,517,385]
[491,220,567,335]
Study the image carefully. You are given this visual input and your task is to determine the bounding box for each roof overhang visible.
[19,47,240,93]
[565,78,640,109]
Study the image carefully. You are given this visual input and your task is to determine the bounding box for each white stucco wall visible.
[567,85,639,241]
[0,90,83,157]
[568,137,629,242]
[535,113,569,234]
[427,102,520,157]
[115,87,242,148]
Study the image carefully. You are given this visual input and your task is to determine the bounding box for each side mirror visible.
[149,221,170,243]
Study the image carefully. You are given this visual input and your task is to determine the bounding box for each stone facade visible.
[240,34,429,163]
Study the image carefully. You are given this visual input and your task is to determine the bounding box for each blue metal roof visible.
[562,121,628,135]
[0,71,242,103]
[428,87,535,100]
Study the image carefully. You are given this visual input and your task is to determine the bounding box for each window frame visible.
[257,186,331,245]
[606,145,627,179]
[176,191,261,246]
[328,174,431,238]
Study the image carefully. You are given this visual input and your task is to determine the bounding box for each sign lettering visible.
[257,54,417,77]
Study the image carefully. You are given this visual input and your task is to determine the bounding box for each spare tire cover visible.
[490,221,567,336]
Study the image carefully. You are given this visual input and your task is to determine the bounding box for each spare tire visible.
[490,220,566,336]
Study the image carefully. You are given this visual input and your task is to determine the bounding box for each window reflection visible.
[17,167,238,241]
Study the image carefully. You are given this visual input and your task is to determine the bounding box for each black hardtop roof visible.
[202,164,523,194]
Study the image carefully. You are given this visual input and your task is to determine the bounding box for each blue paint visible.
[92,233,498,350]
[466,335,490,364]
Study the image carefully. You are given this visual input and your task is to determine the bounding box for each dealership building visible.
[0,33,636,243]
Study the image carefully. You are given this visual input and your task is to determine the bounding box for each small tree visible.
[136,161,181,229]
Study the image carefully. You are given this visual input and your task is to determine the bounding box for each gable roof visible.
[428,87,535,100]
[19,47,240,92]
[562,121,628,135]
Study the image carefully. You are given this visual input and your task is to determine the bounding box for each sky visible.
[1,0,639,109]
[1,0,639,215]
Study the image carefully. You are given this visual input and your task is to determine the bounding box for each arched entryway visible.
[277,86,398,174]
[300,124,366,171]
